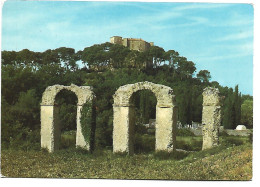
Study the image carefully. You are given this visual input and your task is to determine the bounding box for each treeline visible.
[1,43,253,150]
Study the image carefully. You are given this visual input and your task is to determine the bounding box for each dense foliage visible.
[1,43,253,150]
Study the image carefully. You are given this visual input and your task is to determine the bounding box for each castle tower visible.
[110,36,153,52]
[110,36,123,45]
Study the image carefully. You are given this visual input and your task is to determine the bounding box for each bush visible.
[176,136,202,151]
[7,122,40,151]
[60,131,76,149]
[177,129,195,136]
[134,134,155,153]
[219,130,229,136]
[249,133,253,143]
[221,136,245,146]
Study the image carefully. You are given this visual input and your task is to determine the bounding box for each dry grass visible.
[1,142,252,180]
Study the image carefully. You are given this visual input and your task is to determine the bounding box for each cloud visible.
[173,3,231,11]
[213,30,253,42]
[190,41,253,64]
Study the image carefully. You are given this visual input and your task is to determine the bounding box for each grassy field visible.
[1,135,252,180]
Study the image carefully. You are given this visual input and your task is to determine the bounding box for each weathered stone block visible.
[155,106,177,152]
[202,87,221,150]
[41,105,60,152]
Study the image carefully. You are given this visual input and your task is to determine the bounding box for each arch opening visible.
[130,90,157,154]
[55,89,78,149]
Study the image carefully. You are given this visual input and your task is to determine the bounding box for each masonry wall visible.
[110,36,153,52]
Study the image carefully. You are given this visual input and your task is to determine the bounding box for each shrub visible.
[134,134,155,153]
[221,136,245,146]
[219,130,229,136]
[80,101,96,152]
[248,133,253,143]
[60,131,76,149]
[176,129,195,136]
[176,137,202,151]
[6,122,40,151]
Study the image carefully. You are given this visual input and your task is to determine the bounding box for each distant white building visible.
[236,125,247,130]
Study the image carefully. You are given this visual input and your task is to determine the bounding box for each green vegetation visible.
[1,43,253,151]
[60,131,76,149]
[241,99,253,128]
[1,42,253,179]
[80,101,96,151]
[1,135,252,180]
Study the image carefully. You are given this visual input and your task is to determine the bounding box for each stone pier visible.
[202,87,222,150]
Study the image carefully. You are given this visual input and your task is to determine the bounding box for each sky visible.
[1,0,254,95]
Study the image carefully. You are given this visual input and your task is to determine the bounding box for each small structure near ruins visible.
[113,81,177,154]
[202,87,222,150]
[236,125,247,130]
[110,36,154,52]
[40,84,95,152]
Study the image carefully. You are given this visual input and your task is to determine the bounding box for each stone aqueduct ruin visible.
[41,84,95,152]
[113,82,177,154]
[41,82,221,154]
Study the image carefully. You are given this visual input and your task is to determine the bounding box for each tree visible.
[176,57,196,80]
[124,50,140,69]
[241,99,253,128]
[13,89,40,129]
[222,85,242,129]
[42,49,60,66]
[222,88,234,129]
[234,85,241,126]
[164,50,179,69]
[147,46,165,67]
[81,42,113,71]
[1,50,17,66]
[109,44,130,68]
[197,70,211,83]
[54,47,78,71]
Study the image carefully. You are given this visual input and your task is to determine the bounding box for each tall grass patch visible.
[176,136,202,151]
[60,130,76,149]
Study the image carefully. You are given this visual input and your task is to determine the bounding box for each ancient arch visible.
[113,81,177,154]
[40,84,95,152]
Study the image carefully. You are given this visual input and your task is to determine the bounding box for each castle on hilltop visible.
[110,36,154,52]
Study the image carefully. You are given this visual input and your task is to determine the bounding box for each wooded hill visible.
[1,43,253,150]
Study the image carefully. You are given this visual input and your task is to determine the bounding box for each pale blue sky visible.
[1,1,254,95]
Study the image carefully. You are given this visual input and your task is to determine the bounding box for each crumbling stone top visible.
[41,84,95,105]
[202,87,221,106]
[113,81,176,107]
